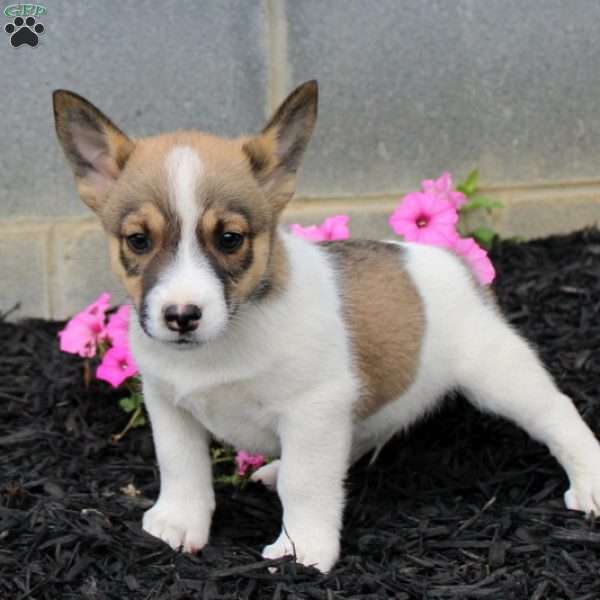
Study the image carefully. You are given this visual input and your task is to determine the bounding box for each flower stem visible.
[111,404,143,443]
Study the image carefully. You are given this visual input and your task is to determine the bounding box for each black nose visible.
[164,304,202,333]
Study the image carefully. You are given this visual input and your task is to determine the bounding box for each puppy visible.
[53,81,600,572]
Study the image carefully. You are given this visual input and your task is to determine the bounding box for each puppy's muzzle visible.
[163,304,202,334]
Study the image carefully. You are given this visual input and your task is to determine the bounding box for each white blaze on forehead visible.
[166,145,203,241]
[142,145,228,342]
[166,145,205,279]
[165,145,206,288]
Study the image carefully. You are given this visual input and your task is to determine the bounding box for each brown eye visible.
[217,231,244,254]
[126,233,152,254]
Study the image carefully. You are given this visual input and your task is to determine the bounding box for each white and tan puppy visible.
[53,82,600,572]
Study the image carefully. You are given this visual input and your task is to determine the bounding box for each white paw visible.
[262,526,340,573]
[142,498,212,553]
[250,460,280,490]
[564,478,600,516]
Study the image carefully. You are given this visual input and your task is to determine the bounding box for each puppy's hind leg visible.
[458,311,600,515]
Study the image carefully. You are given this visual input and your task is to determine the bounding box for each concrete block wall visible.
[1,0,599,319]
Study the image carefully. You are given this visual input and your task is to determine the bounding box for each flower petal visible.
[58,312,105,357]
[96,346,138,388]
[106,305,132,351]
[452,237,496,285]
[235,450,266,476]
[322,215,350,240]
[289,224,327,242]
[84,292,112,317]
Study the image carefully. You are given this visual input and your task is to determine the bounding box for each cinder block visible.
[0,225,50,318]
[52,221,127,319]
[287,0,600,197]
[0,0,268,219]
[500,195,600,239]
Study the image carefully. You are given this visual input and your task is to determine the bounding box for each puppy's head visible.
[53,82,317,346]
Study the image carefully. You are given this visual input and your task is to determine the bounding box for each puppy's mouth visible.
[170,337,203,349]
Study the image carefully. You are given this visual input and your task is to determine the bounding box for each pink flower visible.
[389,192,459,247]
[82,292,112,318]
[105,305,131,350]
[452,237,496,285]
[58,293,112,358]
[320,215,350,241]
[290,214,350,242]
[289,224,324,242]
[96,346,139,388]
[421,172,467,210]
[235,451,266,476]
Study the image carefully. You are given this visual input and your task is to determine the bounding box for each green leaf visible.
[119,396,137,413]
[457,169,479,197]
[131,391,144,404]
[211,445,237,465]
[470,226,497,248]
[460,196,503,214]
[215,473,242,486]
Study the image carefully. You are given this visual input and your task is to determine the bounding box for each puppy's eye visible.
[217,231,244,254]
[126,233,152,254]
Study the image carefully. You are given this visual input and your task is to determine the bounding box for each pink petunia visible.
[289,223,325,242]
[290,214,350,243]
[451,237,496,285]
[105,305,131,351]
[389,192,459,247]
[83,292,112,318]
[58,293,112,358]
[235,451,266,476]
[320,215,350,241]
[96,346,139,388]
[421,172,467,210]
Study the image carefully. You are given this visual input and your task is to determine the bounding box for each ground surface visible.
[2,229,600,600]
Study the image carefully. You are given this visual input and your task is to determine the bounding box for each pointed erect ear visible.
[243,80,318,210]
[53,90,135,213]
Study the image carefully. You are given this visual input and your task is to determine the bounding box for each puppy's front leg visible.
[262,383,354,572]
[142,376,215,553]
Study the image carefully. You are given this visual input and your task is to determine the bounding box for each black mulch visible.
[2,229,600,600]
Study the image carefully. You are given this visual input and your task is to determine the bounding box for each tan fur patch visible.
[323,241,424,419]
[234,230,288,304]
[243,132,295,214]
[122,202,166,235]
[198,203,288,307]
[108,236,143,304]
[106,199,177,312]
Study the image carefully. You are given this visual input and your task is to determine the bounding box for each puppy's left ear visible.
[243,80,318,211]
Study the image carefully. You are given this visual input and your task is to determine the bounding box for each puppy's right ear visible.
[53,90,135,213]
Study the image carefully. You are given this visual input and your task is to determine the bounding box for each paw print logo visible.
[5,16,45,48]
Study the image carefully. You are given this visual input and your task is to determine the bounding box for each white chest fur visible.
[130,233,359,454]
